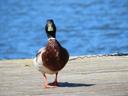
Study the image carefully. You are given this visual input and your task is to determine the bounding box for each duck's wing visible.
[36,47,45,57]
[33,47,46,72]
[33,47,45,64]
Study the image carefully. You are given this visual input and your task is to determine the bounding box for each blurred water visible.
[0,0,128,59]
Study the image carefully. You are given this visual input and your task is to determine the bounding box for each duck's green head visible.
[45,19,56,38]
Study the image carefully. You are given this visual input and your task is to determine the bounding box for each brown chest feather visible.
[42,39,69,71]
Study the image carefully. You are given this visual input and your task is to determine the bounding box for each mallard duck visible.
[33,19,69,88]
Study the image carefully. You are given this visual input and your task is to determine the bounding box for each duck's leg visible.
[54,72,59,86]
[43,73,56,88]
[49,72,59,86]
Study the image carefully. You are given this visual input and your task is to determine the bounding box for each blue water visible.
[0,0,128,59]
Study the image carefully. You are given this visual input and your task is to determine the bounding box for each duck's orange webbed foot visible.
[49,81,59,87]
[44,83,57,88]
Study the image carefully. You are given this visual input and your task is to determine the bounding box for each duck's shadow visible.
[58,82,95,87]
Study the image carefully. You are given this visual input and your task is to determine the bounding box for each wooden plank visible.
[0,56,128,96]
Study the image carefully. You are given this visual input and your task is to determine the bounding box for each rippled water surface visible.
[0,0,128,59]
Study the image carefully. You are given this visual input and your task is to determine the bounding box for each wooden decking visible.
[0,56,128,96]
